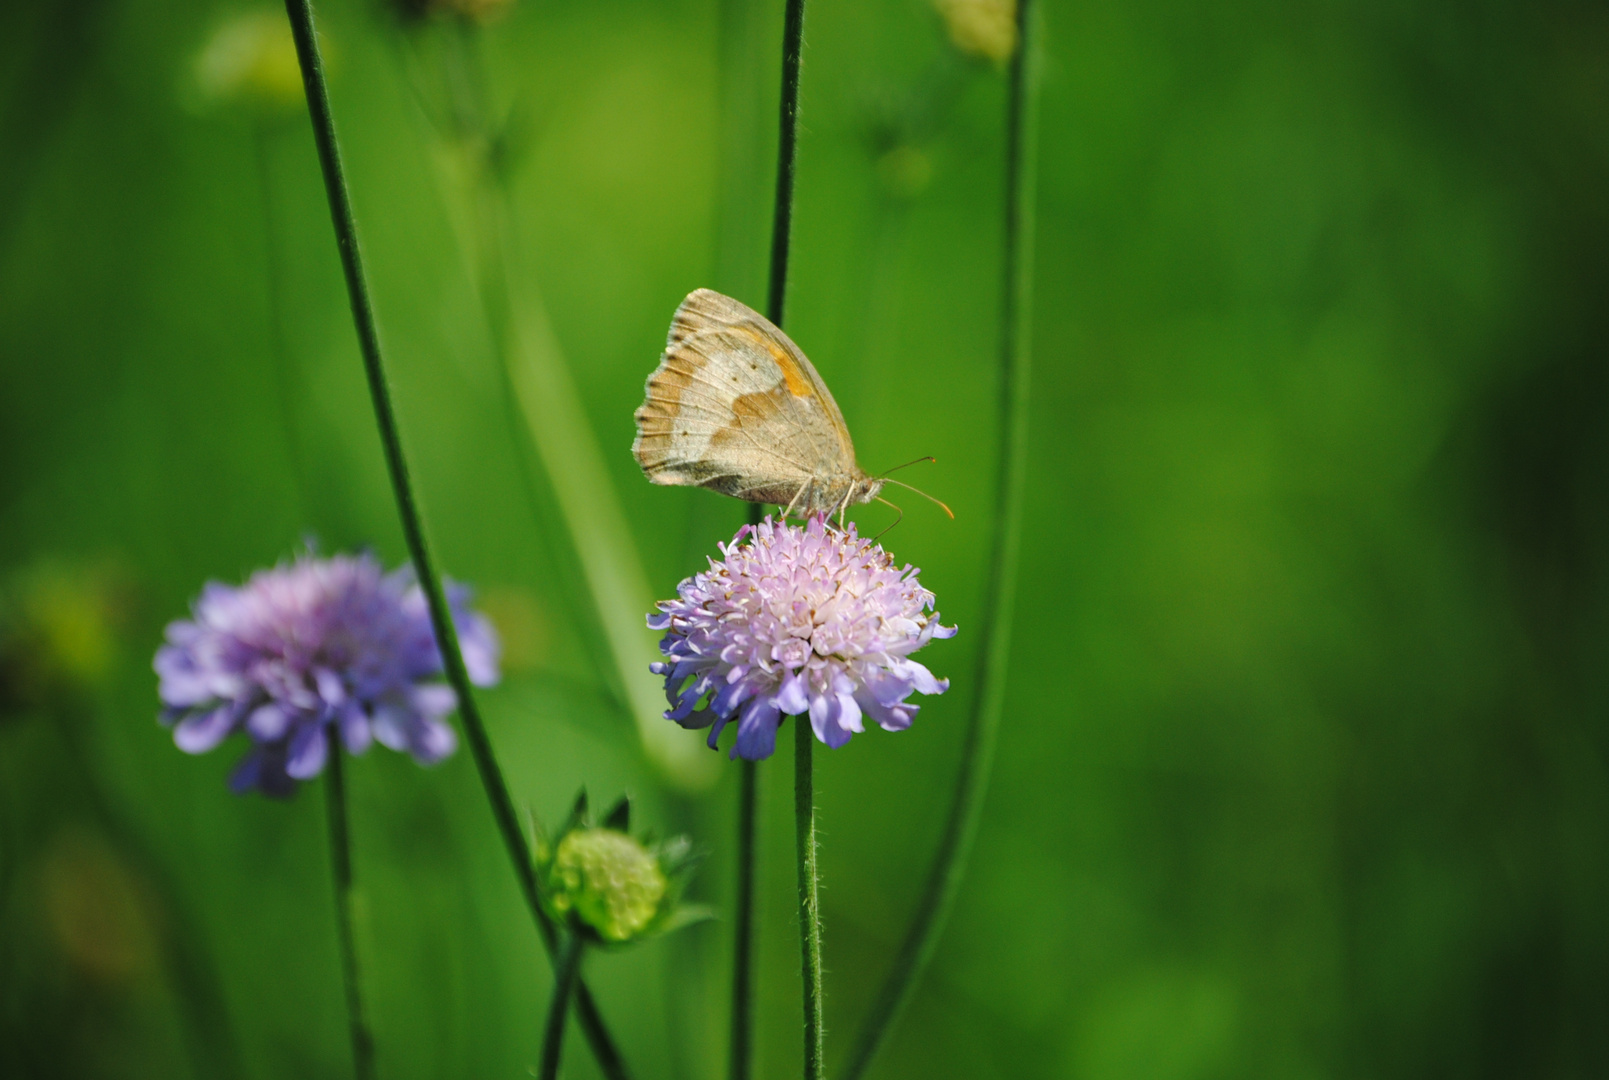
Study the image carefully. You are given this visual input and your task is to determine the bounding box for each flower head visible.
[533,792,704,946]
[155,551,499,797]
[649,516,955,761]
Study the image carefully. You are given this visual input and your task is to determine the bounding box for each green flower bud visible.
[550,829,667,943]
[531,792,708,947]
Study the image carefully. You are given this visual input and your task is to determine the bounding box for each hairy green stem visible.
[838,2,1040,1077]
[795,717,824,1080]
[279,4,630,1077]
[540,933,584,1080]
[729,499,766,1080]
[778,0,820,1072]
[728,755,759,1080]
[730,0,809,1070]
[324,751,376,1080]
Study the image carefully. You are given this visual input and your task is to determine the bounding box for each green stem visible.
[728,755,758,1080]
[837,2,1040,1077]
[539,933,584,1080]
[764,2,814,1076]
[795,717,824,1080]
[279,5,631,1078]
[729,498,766,1080]
[325,751,376,1080]
[434,29,714,792]
[763,2,819,1074]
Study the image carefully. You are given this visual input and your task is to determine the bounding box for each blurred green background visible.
[3,0,1608,1077]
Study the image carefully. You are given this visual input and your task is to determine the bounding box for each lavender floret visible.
[650,516,955,761]
[155,551,499,796]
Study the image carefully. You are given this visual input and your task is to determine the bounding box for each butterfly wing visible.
[635,290,860,508]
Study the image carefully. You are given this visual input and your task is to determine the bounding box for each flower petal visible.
[339,701,372,755]
[248,703,292,741]
[732,698,781,761]
[410,718,456,765]
[285,722,329,780]
[173,705,239,754]
[773,671,809,715]
[372,703,412,751]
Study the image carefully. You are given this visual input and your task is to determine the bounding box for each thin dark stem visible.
[540,933,584,1080]
[325,751,376,1080]
[279,5,630,1078]
[838,2,1040,1077]
[766,0,806,328]
[728,755,759,1080]
[795,717,824,1080]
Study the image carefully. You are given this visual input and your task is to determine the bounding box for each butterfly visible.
[633,288,891,521]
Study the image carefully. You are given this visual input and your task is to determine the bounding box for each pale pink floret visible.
[649,517,955,761]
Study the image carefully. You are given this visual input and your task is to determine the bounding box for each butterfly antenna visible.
[873,496,904,540]
[883,477,954,519]
[878,455,938,478]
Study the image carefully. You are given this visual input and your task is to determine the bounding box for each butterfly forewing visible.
[635,289,871,515]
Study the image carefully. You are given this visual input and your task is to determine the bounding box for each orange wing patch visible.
[737,326,813,398]
[774,350,814,398]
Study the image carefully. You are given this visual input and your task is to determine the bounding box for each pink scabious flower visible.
[649,516,956,761]
[155,551,499,797]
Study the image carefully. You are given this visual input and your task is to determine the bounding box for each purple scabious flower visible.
[649,516,955,761]
[155,551,499,797]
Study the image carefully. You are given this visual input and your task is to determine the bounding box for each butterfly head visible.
[850,473,886,506]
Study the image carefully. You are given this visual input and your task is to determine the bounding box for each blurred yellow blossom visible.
[39,828,159,986]
[0,559,129,711]
[933,0,1017,63]
[194,11,305,110]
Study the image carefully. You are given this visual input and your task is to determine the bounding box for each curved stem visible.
[434,28,714,792]
[539,933,584,1080]
[279,5,631,1078]
[795,716,824,1080]
[325,751,376,1080]
[837,2,1040,1077]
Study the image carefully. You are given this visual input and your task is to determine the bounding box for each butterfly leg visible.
[780,482,808,522]
[833,485,856,531]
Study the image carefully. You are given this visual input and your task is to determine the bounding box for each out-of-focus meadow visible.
[3,0,1608,1076]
